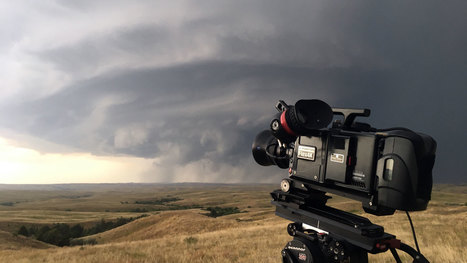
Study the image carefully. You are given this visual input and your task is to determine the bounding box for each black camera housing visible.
[252,100,436,216]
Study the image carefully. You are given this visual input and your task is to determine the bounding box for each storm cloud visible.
[1,1,466,183]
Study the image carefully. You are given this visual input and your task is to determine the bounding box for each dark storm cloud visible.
[38,24,171,74]
[1,1,466,183]
[3,62,336,157]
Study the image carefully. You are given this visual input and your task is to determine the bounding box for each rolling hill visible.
[0,184,464,262]
[0,230,53,250]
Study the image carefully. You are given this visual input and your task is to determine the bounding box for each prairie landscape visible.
[0,183,465,263]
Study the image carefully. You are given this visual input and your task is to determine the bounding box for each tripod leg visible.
[390,248,402,263]
[347,249,368,263]
[398,243,430,263]
[281,249,296,263]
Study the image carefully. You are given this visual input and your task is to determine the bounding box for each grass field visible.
[0,183,465,262]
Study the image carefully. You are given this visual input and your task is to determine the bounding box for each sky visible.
[0,1,466,184]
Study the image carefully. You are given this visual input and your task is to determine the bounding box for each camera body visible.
[289,126,436,215]
[252,100,436,216]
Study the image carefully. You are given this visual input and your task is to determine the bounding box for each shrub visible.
[205,206,241,218]
[20,215,148,247]
[37,223,71,246]
[70,224,84,238]
[184,236,198,245]
[18,226,29,236]
[134,197,182,205]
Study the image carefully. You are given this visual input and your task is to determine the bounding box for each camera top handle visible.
[332,108,371,129]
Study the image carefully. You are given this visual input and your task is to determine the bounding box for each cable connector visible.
[376,238,401,250]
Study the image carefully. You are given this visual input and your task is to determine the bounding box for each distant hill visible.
[432,184,467,194]
[0,183,275,191]
[77,210,243,244]
[0,184,465,262]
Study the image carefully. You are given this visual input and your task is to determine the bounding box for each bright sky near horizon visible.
[0,137,154,184]
[1,1,466,184]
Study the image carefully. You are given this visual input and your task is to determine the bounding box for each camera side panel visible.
[324,132,378,193]
[294,136,327,183]
[349,134,378,192]
[292,132,379,195]
[325,135,352,184]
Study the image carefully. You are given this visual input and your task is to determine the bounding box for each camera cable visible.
[374,127,414,133]
[406,211,421,253]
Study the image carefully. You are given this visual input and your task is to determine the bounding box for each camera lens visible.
[252,130,289,168]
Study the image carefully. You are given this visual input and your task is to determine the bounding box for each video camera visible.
[252,99,437,216]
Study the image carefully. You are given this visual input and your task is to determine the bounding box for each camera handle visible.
[332,108,370,129]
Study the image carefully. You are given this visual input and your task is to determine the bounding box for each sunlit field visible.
[0,184,465,262]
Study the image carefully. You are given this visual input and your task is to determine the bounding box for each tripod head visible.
[271,189,430,263]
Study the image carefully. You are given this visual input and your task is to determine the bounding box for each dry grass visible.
[0,184,465,262]
[0,221,291,263]
[367,205,467,262]
[0,230,53,250]
[79,210,241,244]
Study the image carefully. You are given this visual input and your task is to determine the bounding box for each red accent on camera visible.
[280,111,297,136]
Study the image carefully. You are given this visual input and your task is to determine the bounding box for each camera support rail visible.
[271,189,430,263]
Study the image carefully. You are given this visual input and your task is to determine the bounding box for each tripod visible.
[271,189,430,263]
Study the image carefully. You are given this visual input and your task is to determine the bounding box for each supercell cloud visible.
[0,1,466,183]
